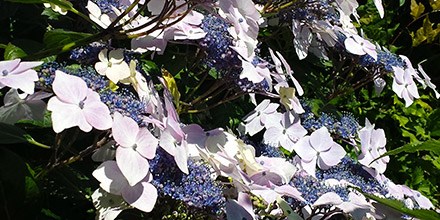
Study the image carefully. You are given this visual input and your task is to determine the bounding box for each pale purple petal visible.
[293,136,316,161]
[313,192,343,206]
[318,143,346,169]
[263,127,283,146]
[300,157,317,176]
[92,161,128,195]
[112,112,138,147]
[82,89,112,130]
[122,181,158,213]
[0,72,37,94]
[52,70,87,104]
[275,184,305,202]
[310,127,332,152]
[135,128,158,159]
[47,97,90,133]
[344,37,365,56]
[174,142,189,174]
[116,147,149,186]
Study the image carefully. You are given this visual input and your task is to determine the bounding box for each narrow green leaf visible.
[0,123,28,144]
[43,29,92,50]
[375,139,440,161]
[357,190,440,220]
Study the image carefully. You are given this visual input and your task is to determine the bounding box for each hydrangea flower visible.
[93,161,158,213]
[264,112,307,152]
[0,59,42,94]
[242,99,279,136]
[112,112,158,186]
[293,127,346,176]
[391,66,420,107]
[47,70,112,133]
[0,89,51,124]
[358,119,389,174]
[95,49,130,83]
[344,34,377,60]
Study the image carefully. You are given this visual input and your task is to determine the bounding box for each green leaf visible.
[2,43,27,60]
[43,29,92,50]
[400,0,406,6]
[0,123,28,144]
[41,7,61,20]
[376,139,440,161]
[357,190,440,220]
[427,109,440,138]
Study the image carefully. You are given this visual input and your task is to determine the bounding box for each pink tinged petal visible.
[135,128,158,159]
[116,147,150,186]
[112,112,139,147]
[293,136,316,160]
[92,161,129,195]
[11,61,42,74]
[279,135,296,152]
[310,127,333,152]
[263,127,283,146]
[174,142,189,174]
[159,129,177,156]
[122,181,158,213]
[47,97,91,133]
[300,156,317,177]
[246,116,264,136]
[0,72,37,94]
[275,184,305,202]
[318,143,346,169]
[182,124,206,148]
[0,59,20,72]
[53,70,88,104]
[313,192,343,206]
[344,37,365,56]
[82,90,112,130]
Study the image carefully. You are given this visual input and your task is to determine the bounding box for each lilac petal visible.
[275,184,305,202]
[53,70,87,104]
[263,127,283,146]
[174,142,189,174]
[122,181,158,213]
[112,112,138,147]
[310,127,332,152]
[47,97,91,133]
[344,37,365,56]
[0,59,20,72]
[318,143,346,169]
[182,124,206,148]
[159,129,177,156]
[0,72,37,94]
[11,61,42,74]
[135,128,158,159]
[293,136,316,161]
[300,157,317,177]
[92,161,128,195]
[250,171,283,187]
[82,90,112,131]
[313,192,343,206]
[246,116,264,136]
[116,147,149,186]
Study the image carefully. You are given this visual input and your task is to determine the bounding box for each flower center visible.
[78,97,87,109]
[132,144,137,151]
[2,70,8,76]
